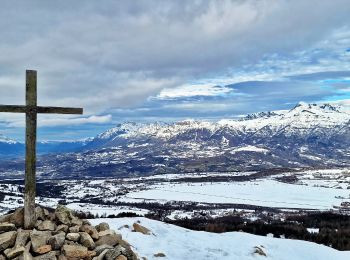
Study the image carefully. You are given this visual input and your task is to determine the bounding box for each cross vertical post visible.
[0,70,83,229]
[24,70,37,229]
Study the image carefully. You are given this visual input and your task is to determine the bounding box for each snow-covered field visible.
[90,217,350,260]
[122,174,350,210]
[1,168,349,217]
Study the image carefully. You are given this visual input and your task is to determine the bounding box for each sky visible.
[0,0,350,141]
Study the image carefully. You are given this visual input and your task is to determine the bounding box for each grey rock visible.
[33,251,56,260]
[105,246,124,260]
[4,246,25,259]
[93,249,109,260]
[34,207,45,221]
[121,245,138,260]
[66,233,80,242]
[12,251,33,260]
[116,256,127,260]
[55,205,74,225]
[80,232,95,250]
[62,245,88,258]
[43,209,50,217]
[47,213,56,222]
[15,230,31,247]
[154,252,166,258]
[48,233,65,250]
[95,230,122,247]
[34,220,42,229]
[0,223,16,234]
[68,226,79,233]
[82,220,91,226]
[63,240,75,246]
[33,244,52,255]
[55,225,68,233]
[30,230,51,253]
[57,255,66,260]
[0,231,17,251]
[132,223,151,235]
[70,218,82,227]
[10,208,24,228]
[37,221,55,232]
[95,223,109,232]
[80,225,99,240]
[0,214,12,224]
[25,241,31,252]
[98,230,122,247]
[87,250,97,259]
[94,244,113,255]
[4,248,11,256]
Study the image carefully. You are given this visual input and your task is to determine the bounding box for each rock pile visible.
[0,206,137,260]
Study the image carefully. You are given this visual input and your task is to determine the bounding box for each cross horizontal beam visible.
[0,105,83,114]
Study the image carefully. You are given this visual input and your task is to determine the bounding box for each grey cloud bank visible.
[0,0,350,140]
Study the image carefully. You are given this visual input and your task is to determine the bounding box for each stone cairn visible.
[0,205,138,260]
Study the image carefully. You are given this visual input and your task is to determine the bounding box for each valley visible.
[1,168,350,216]
[1,167,350,249]
[1,102,350,250]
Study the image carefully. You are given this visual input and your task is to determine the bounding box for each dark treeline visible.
[162,212,350,251]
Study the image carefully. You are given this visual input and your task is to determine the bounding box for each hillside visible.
[90,217,350,260]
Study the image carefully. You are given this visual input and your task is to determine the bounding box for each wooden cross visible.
[0,70,83,229]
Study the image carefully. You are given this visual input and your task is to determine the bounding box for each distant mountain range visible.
[1,102,350,178]
[0,136,91,157]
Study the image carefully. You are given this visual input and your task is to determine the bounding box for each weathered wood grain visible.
[24,70,37,229]
[0,105,26,113]
[0,106,83,114]
[37,106,83,114]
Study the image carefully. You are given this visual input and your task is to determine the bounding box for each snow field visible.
[90,217,350,260]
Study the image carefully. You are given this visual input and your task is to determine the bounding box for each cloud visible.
[157,84,232,99]
[288,71,350,81]
[0,1,350,113]
[0,1,350,140]
[37,114,112,127]
[0,114,112,128]
[108,78,347,121]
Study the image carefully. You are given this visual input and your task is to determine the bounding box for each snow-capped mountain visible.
[28,102,350,178]
[0,135,23,156]
[0,135,19,144]
[2,102,350,178]
[86,102,350,149]
[0,137,90,157]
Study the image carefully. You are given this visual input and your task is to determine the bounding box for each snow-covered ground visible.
[90,217,350,260]
[122,179,350,210]
[66,203,149,217]
[1,169,349,216]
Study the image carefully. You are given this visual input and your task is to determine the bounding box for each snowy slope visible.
[90,217,350,260]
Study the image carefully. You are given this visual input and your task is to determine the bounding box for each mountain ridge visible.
[1,102,350,178]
